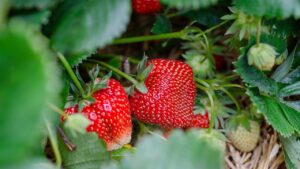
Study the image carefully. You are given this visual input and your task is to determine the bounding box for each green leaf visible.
[0,20,61,165]
[281,66,300,84]
[58,128,110,169]
[281,135,300,168]
[272,41,300,82]
[135,83,148,94]
[284,151,297,169]
[184,8,223,27]
[50,0,131,66]
[3,158,57,169]
[112,130,225,169]
[247,89,294,137]
[10,0,56,9]
[161,0,218,9]
[151,15,172,35]
[234,0,300,19]
[280,103,300,133]
[280,81,300,97]
[11,10,51,29]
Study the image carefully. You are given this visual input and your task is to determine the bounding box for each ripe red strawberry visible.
[191,112,210,128]
[130,59,209,128]
[132,0,161,14]
[64,79,132,151]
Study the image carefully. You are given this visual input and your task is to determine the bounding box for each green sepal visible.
[88,65,100,82]
[226,114,251,132]
[137,64,153,81]
[94,71,112,91]
[135,82,148,94]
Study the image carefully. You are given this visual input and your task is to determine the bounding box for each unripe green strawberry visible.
[227,120,260,152]
[183,50,214,78]
[247,43,277,71]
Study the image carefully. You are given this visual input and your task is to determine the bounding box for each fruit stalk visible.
[88,59,139,85]
[256,18,262,46]
[57,53,85,97]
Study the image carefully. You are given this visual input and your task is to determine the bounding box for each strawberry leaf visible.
[58,127,110,169]
[234,0,300,19]
[11,9,51,29]
[10,0,56,9]
[0,20,62,164]
[3,158,57,169]
[247,89,294,137]
[151,15,172,35]
[281,135,300,168]
[161,0,218,10]
[107,130,225,169]
[272,41,300,82]
[50,0,131,66]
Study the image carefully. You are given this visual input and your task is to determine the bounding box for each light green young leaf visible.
[50,0,131,66]
[3,158,57,169]
[0,20,61,165]
[110,130,225,169]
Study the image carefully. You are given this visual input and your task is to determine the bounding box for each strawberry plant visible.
[1,0,300,169]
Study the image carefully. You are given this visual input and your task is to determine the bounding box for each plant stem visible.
[112,31,183,44]
[88,59,138,84]
[57,53,85,96]
[219,87,241,112]
[204,20,229,33]
[45,119,62,168]
[166,10,189,18]
[95,54,140,64]
[256,18,262,46]
[112,20,229,45]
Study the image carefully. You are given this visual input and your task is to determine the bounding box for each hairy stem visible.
[45,120,62,168]
[57,53,85,97]
[256,18,262,46]
[112,20,229,44]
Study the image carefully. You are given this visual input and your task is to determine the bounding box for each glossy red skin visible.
[65,79,132,151]
[130,59,209,128]
[132,0,161,14]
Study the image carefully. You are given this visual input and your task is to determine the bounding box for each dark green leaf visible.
[247,89,294,137]
[284,151,297,169]
[161,0,218,10]
[50,0,131,65]
[234,0,300,19]
[10,0,56,9]
[58,128,110,169]
[151,15,172,35]
[111,130,225,169]
[184,9,223,27]
[0,21,61,164]
[11,10,51,29]
[268,19,300,37]
[272,41,300,82]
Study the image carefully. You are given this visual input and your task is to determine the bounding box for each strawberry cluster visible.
[64,59,210,151]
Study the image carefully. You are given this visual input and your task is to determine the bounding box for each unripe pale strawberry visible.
[227,120,260,152]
